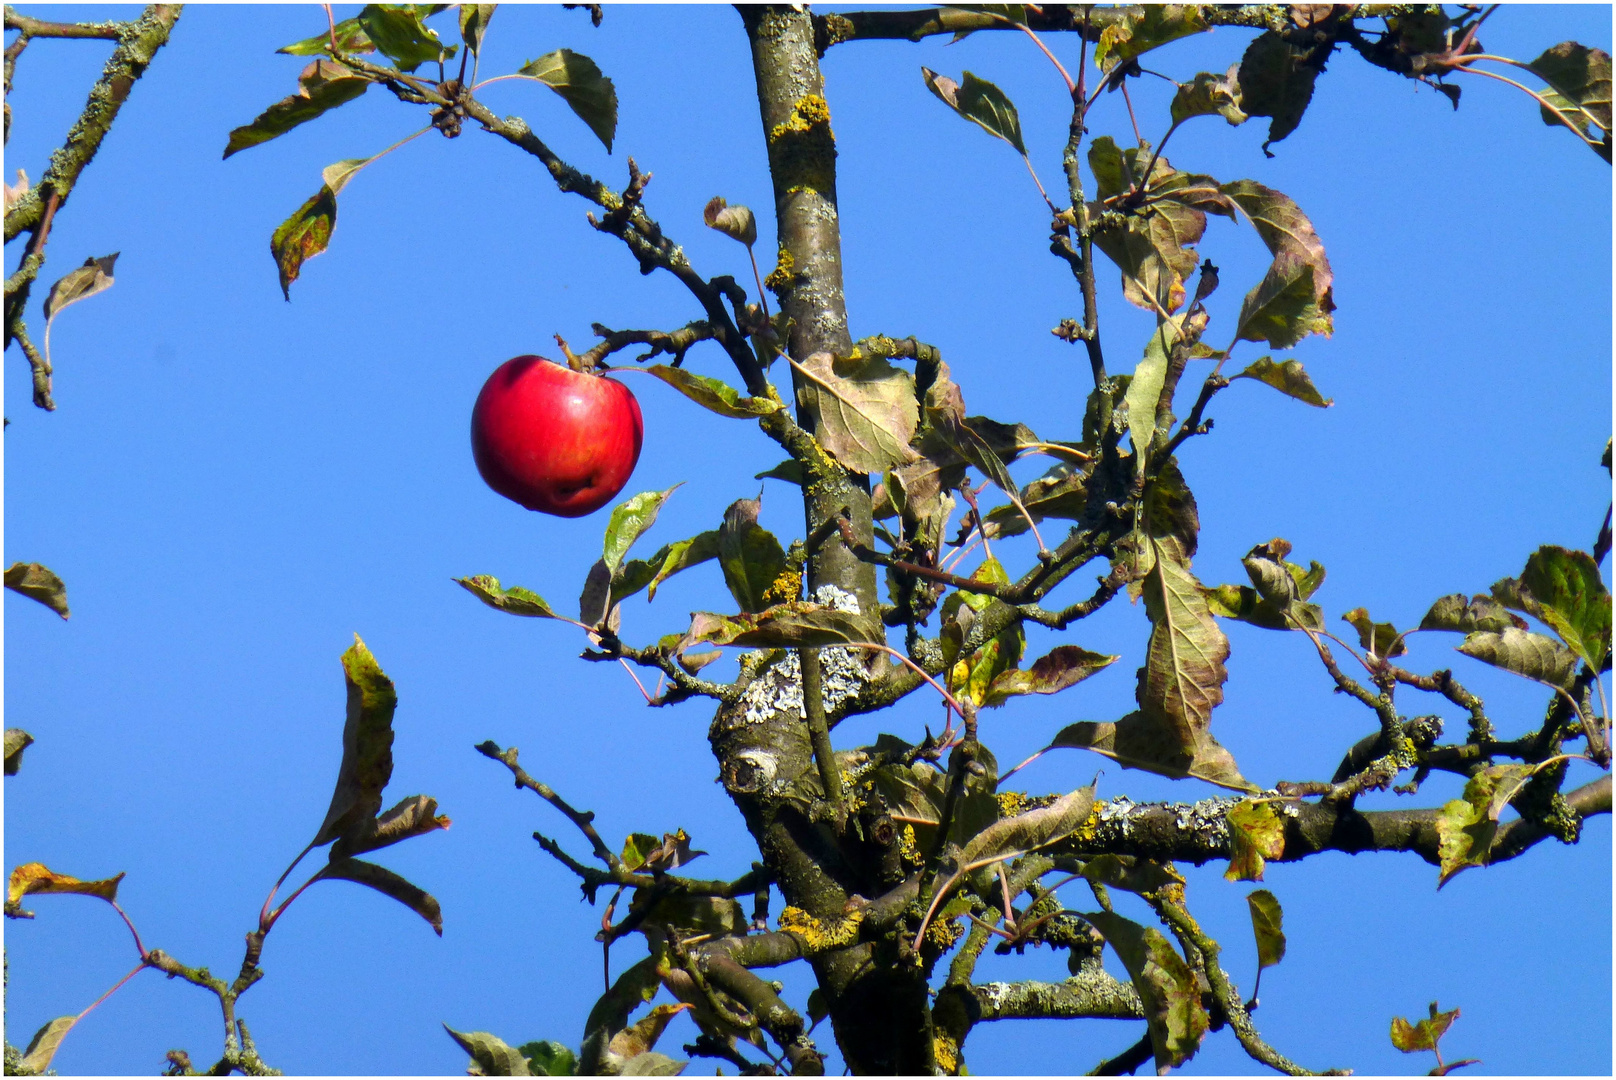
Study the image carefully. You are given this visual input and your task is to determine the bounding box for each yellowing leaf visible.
[1224,800,1284,881]
[8,862,124,906]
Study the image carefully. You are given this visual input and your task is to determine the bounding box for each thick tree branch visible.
[1048,777,1612,869]
[970,973,1143,1022]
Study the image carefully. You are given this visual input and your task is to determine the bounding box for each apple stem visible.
[554,333,589,373]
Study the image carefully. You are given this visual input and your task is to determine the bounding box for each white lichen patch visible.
[977,981,1012,1011]
[1171,797,1240,844]
[734,586,870,725]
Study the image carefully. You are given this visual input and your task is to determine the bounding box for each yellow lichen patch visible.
[769,94,833,141]
[767,94,836,195]
[897,823,923,866]
[1072,801,1105,844]
[778,904,867,953]
[996,791,1027,818]
[933,1031,961,1074]
[925,914,965,950]
[763,246,796,293]
[761,568,803,606]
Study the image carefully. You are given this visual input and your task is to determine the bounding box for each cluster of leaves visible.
[220,4,619,297]
[3,637,448,1074]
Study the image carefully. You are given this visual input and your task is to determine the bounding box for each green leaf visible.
[1087,135,1128,201]
[1232,356,1331,406]
[796,350,919,475]
[5,728,34,775]
[1080,854,1184,895]
[1049,713,1253,792]
[1435,763,1534,887]
[618,1051,687,1076]
[1171,65,1246,125]
[324,855,443,934]
[1222,180,1334,346]
[603,488,677,575]
[643,531,721,601]
[1529,42,1612,133]
[579,558,612,628]
[311,635,398,847]
[1513,545,1611,671]
[455,575,561,619]
[518,49,618,152]
[983,645,1119,707]
[520,1041,578,1077]
[1246,888,1286,970]
[1091,195,1207,314]
[1224,800,1284,881]
[685,604,868,649]
[19,1016,76,1076]
[223,59,370,158]
[1233,256,1333,348]
[1138,534,1229,748]
[1419,594,1522,634]
[1094,5,1208,73]
[718,497,788,614]
[646,364,781,419]
[1084,910,1209,1071]
[278,17,375,56]
[1342,607,1407,658]
[5,561,69,619]
[1391,1002,1461,1054]
[1124,317,1182,464]
[270,184,337,300]
[459,4,496,55]
[445,1025,533,1075]
[356,4,452,73]
[1458,628,1578,691]
[606,1003,689,1061]
[755,460,804,485]
[1203,582,1321,632]
[921,68,1027,155]
[580,957,663,1074]
[960,784,1096,866]
[617,832,658,872]
[1236,30,1319,152]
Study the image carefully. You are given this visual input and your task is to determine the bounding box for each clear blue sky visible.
[5,5,1610,1075]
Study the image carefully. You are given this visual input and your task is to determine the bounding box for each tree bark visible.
[707,7,934,1073]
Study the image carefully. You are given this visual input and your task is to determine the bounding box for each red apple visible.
[471,355,643,517]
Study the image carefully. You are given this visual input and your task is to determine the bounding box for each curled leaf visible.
[8,863,124,906]
[311,635,397,848]
[646,365,780,419]
[324,855,443,934]
[270,184,337,300]
[4,729,34,775]
[456,575,561,619]
[5,562,69,619]
[702,196,757,247]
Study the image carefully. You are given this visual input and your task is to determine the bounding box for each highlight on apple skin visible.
[470,355,643,518]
